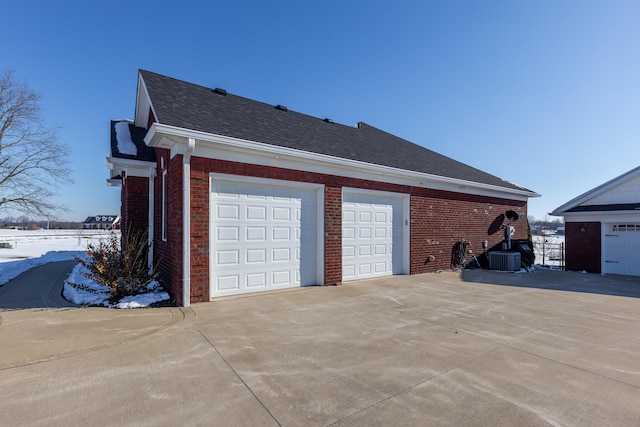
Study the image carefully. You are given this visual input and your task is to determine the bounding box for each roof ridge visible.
[139,70,361,130]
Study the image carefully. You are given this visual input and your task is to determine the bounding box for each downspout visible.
[182,138,196,307]
[148,168,155,274]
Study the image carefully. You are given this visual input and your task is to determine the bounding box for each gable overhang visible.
[551,165,640,216]
[145,123,539,201]
[134,72,155,129]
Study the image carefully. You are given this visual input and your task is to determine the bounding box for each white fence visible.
[0,229,120,262]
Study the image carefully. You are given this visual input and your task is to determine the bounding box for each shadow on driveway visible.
[460,267,640,298]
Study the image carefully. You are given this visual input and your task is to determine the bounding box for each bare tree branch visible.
[0,70,73,216]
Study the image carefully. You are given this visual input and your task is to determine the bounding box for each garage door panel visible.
[211,179,320,297]
[272,248,291,262]
[217,204,239,219]
[272,207,291,221]
[246,249,266,263]
[343,245,355,257]
[272,227,291,240]
[359,245,371,256]
[343,227,356,239]
[359,228,372,239]
[246,273,266,288]
[217,250,239,265]
[343,210,355,222]
[217,275,239,291]
[374,244,387,255]
[273,270,291,286]
[217,226,239,241]
[359,264,371,275]
[343,264,356,277]
[246,227,266,240]
[359,211,372,222]
[374,228,386,239]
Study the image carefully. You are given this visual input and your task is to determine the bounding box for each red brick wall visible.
[565,222,601,273]
[180,158,528,303]
[120,173,149,244]
[410,189,527,272]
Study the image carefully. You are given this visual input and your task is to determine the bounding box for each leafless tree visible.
[0,70,72,216]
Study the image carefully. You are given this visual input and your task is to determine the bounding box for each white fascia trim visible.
[106,157,156,178]
[145,123,539,201]
[563,211,640,223]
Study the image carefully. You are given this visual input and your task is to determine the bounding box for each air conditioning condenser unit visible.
[488,251,521,272]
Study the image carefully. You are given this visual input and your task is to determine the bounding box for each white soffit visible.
[106,157,156,178]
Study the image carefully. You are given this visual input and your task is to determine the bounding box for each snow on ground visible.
[0,229,169,308]
[64,254,169,309]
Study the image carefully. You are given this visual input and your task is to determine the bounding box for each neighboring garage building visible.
[552,165,640,276]
[107,70,539,306]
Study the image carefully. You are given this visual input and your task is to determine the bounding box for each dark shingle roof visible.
[140,70,531,192]
[566,203,640,212]
[110,120,155,162]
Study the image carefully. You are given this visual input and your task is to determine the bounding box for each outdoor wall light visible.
[579,225,587,233]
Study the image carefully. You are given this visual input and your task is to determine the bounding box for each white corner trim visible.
[181,138,196,307]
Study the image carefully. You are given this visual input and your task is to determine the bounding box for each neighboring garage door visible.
[342,190,408,281]
[210,176,322,297]
[603,223,640,276]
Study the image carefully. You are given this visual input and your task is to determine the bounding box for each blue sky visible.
[4,1,639,221]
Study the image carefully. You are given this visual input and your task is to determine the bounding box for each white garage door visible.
[211,177,321,297]
[342,190,406,281]
[604,223,640,276]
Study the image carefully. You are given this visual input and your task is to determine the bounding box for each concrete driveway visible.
[1,266,640,426]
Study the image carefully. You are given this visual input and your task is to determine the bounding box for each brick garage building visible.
[552,165,640,276]
[107,70,539,306]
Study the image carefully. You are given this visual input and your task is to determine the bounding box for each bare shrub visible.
[67,230,158,301]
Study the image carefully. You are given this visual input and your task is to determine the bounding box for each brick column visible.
[324,185,342,285]
[121,174,149,243]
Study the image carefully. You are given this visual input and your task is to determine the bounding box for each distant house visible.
[551,165,640,276]
[83,215,121,230]
[107,70,539,306]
